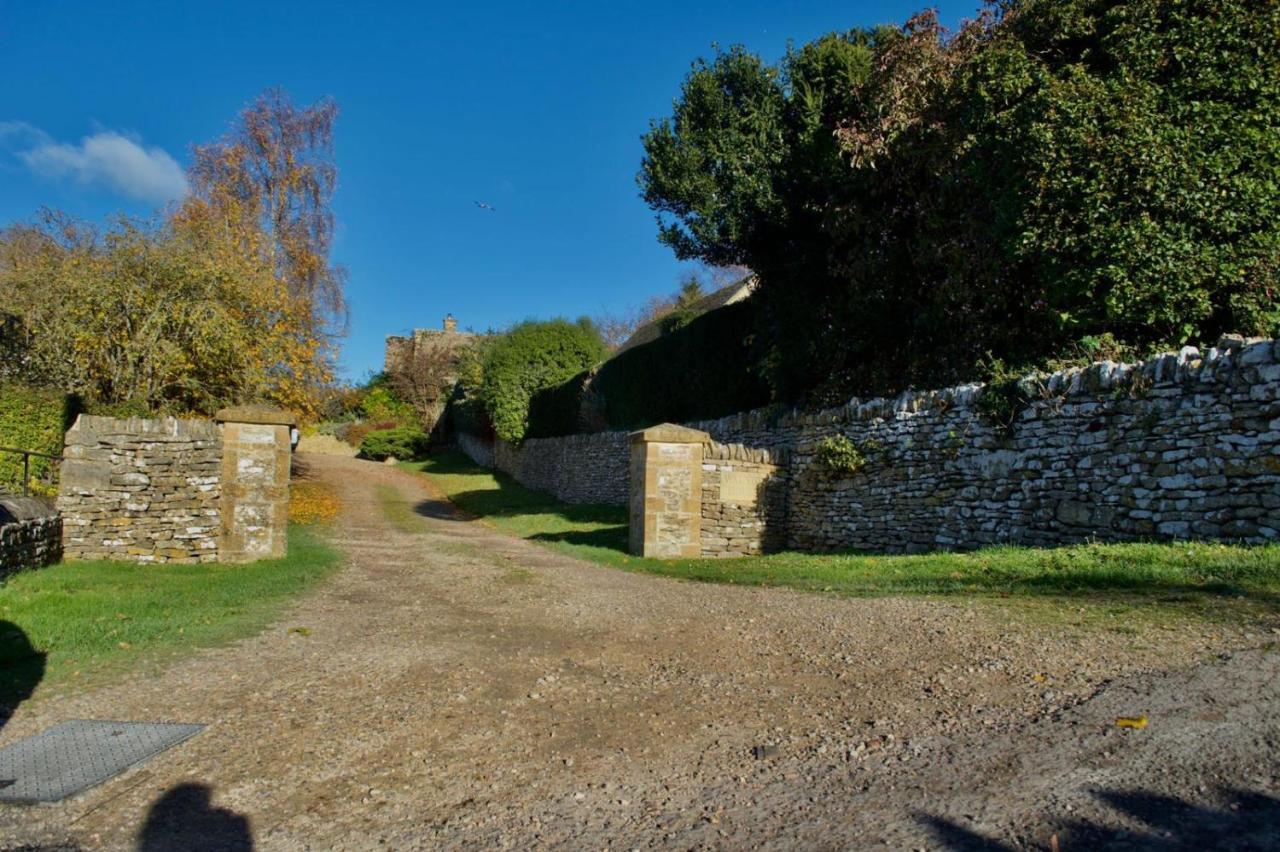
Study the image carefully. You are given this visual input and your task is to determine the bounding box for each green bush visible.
[591,301,770,430]
[479,318,605,444]
[0,385,80,494]
[357,427,430,461]
[358,382,415,425]
[812,435,867,475]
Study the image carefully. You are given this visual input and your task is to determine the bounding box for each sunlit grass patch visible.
[0,525,342,704]
[407,451,1280,629]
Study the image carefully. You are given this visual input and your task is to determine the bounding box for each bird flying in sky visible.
[474,201,496,212]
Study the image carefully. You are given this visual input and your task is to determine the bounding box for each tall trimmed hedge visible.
[524,301,771,437]
[0,385,80,494]
[595,301,769,429]
[525,370,592,440]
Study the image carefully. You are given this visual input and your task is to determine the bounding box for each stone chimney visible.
[443,314,458,333]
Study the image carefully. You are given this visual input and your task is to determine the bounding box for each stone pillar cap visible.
[628,423,711,444]
[214,405,297,426]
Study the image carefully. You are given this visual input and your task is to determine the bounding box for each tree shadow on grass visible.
[920,787,1280,851]
[882,575,1280,613]
[529,526,629,552]
[426,488,625,526]
[0,619,45,731]
[138,783,252,851]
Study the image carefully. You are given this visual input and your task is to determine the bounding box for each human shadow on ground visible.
[0,619,45,732]
[137,783,252,851]
[920,787,1280,851]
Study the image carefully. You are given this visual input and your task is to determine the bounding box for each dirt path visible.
[2,455,1277,850]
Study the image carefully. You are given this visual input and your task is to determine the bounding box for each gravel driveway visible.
[1,454,1277,850]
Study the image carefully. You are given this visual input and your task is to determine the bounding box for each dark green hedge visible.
[524,301,770,437]
[0,385,80,494]
[596,301,769,429]
[525,370,592,440]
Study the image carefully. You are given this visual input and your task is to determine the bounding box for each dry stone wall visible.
[462,431,630,505]
[696,336,1280,553]
[58,416,222,563]
[0,495,61,577]
[457,432,495,469]
[463,336,1280,556]
[700,443,788,557]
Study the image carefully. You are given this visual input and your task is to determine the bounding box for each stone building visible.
[383,315,475,435]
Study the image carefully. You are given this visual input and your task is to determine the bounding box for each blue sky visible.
[0,1,979,381]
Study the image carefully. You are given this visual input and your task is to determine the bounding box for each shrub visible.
[357,427,430,461]
[0,385,80,494]
[479,318,605,444]
[358,382,416,425]
[812,435,867,475]
[345,420,399,450]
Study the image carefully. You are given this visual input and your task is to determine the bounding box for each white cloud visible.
[3,123,188,204]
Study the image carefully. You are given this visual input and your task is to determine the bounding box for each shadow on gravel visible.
[137,783,252,851]
[921,787,1280,850]
[412,498,469,521]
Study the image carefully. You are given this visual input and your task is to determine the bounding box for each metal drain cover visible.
[0,720,204,804]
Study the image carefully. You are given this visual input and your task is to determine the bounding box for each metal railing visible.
[0,446,63,497]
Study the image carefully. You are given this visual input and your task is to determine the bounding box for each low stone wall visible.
[703,337,1280,553]
[471,337,1280,556]
[462,431,630,505]
[0,495,61,577]
[700,443,788,557]
[58,416,222,563]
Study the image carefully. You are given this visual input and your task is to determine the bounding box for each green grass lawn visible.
[406,451,1280,626]
[0,525,342,707]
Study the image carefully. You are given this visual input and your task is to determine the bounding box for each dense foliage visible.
[0,211,326,415]
[525,370,593,439]
[522,301,770,437]
[592,302,770,429]
[357,426,431,461]
[0,385,79,494]
[477,319,605,443]
[641,0,1280,404]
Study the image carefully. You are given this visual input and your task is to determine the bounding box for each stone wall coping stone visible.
[0,494,58,523]
[690,337,1279,437]
[70,414,221,440]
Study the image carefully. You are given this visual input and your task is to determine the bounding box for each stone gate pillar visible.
[215,405,295,562]
[629,424,709,558]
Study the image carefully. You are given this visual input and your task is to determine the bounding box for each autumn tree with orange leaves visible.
[0,88,348,418]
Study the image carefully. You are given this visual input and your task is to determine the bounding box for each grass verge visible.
[0,524,342,706]
[375,483,429,533]
[406,451,1280,627]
